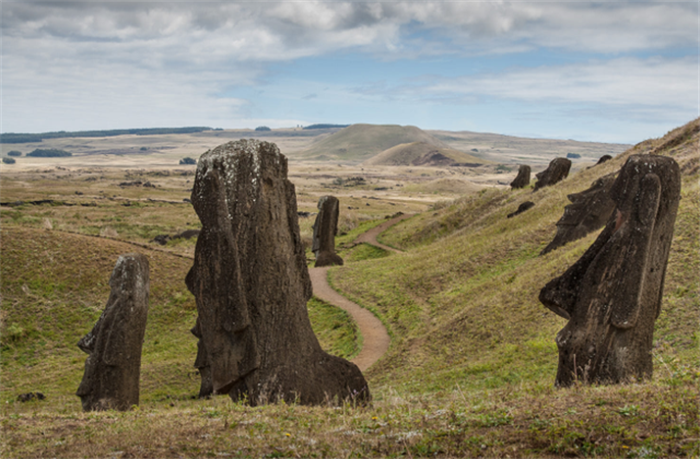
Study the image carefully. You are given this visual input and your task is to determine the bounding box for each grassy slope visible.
[0,228,359,408]
[334,119,699,393]
[300,124,448,162]
[1,120,697,458]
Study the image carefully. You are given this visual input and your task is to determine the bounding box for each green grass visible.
[307,297,361,360]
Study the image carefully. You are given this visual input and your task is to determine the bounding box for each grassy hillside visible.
[1,119,697,458]
[333,118,698,391]
[363,141,490,167]
[299,124,449,162]
[0,228,359,408]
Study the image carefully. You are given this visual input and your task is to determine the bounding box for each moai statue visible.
[539,155,680,386]
[186,139,369,405]
[312,196,344,267]
[77,254,150,411]
[533,158,572,191]
[540,174,617,255]
[510,165,531,189]
[507,201,535,218]
[595,155,613,166]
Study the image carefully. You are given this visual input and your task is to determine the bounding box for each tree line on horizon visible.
[0,127,213,144]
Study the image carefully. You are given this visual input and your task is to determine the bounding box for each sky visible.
[1,1,698,143]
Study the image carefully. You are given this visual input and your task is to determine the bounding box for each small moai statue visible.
[540,173,617,255]
[539,155,680,386]
[510,165,531,189]
[312,195,344,267]
[77,253,150,411]
[507,201,535,218]
[595,155,613,166]
[186,139,369,406]
[533,158,572,191]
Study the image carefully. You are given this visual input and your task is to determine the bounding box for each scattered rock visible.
[312,196,344,267]
[77,254,150,411]
[540,174,616,255]
[186,139,370,406]
[17,392,45,402]
[510,165,531,189]
[533,158,572,191]
[153,234,171,245]
[507,201,535,218]
[539,155,681,387]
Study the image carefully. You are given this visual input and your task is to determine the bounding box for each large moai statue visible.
[77,254,150,411]
[186,139,369,405]
[539,155,680,387]
[510,165,531,189]
[312,195,344,267]
[540,173,617,255]
[533,158,572,191]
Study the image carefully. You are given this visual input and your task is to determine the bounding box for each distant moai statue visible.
[77,254,150,411]
[533,158,572,191]
[595,155,613,166]
[186,139,369,406]
[540,174,616,255]
[312,195,344,267]
[507,201,535,218]
[539,155,680,386]
[510,165,531,189]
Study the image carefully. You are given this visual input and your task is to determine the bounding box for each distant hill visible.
[363,141,490,167]
[299,124,449,162]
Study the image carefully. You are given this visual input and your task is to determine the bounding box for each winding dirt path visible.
[309,213,413,371]
[352,213,413,253]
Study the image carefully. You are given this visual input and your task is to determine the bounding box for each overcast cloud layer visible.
[2,1,698,142]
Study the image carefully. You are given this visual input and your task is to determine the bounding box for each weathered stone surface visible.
[510,165,531,189]
[539,155,680,386]
[312,195,344,267]
[533,158,572,191]
[186,139,369,405]
[507,201,535,218]
[77,253,150,411]
[540,174,616,255]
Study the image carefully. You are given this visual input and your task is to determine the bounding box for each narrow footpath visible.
[308,213,412,371]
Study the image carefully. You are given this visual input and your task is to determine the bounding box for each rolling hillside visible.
[363,141,489,167]
[333,118,699,394]
[298,124,449,162]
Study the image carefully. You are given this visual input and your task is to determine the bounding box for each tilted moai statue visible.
[510,165,531,189]
[312,196,344,267]
[539,155,680,386]
[77,253,150,411]
[186,139,370,405]
[540,173,617,255]
[533,158,572,191]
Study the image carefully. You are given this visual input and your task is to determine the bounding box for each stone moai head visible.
[534,158,572,191]
[510,165,531,189]
[540,173,617,255]
[539,155,680,386]
[77,253,150,411]
[312,195,344,267]
[186,139,369,406]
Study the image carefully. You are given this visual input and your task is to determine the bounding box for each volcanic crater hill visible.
[331,117,699,391]
[362,141,490,167]
[298,124,450,162]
